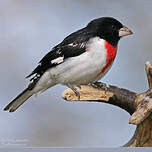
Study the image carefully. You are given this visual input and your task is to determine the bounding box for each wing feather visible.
[26,27,94,79]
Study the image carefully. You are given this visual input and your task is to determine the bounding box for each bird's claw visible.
[90,82,108,94]
[67,84,80,100]
[90,82,100,88]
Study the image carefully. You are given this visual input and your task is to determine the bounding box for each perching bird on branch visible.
[4,17,133,112]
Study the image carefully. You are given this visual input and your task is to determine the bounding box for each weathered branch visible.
[62,61,152,147]
[62,83,137,115]
[145,61,152,89]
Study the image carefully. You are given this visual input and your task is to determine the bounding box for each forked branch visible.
[62,61,152,147]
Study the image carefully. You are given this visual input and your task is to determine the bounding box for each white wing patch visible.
[51,56,64,64]
[68,43,77,47]
[68,43,85,48]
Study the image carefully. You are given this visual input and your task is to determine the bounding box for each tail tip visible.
[3,106,9,111]
[3,105,15,112]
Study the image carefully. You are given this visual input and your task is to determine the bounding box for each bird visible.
[4,17,133,112]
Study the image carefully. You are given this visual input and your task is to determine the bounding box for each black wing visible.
[26,27,94,79]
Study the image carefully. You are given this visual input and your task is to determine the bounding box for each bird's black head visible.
[87,17,133,46]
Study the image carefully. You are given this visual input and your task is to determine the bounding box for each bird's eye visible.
[111,25,116,30]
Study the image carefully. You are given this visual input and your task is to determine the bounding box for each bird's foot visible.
[90,82,108,94]
[67,84,80,100]
[90,81,100,88]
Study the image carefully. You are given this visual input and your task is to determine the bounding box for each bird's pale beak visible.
[119,26,133,37]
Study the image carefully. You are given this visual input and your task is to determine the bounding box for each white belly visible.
[50,37,108,85]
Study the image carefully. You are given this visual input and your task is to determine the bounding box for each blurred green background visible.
[0,0,152,147]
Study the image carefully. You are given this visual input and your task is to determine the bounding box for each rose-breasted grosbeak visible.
[4,17,133,112]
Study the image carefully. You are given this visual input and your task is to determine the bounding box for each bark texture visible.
[62,61,152,147]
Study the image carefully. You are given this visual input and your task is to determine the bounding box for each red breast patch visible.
[101,41,117,73]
